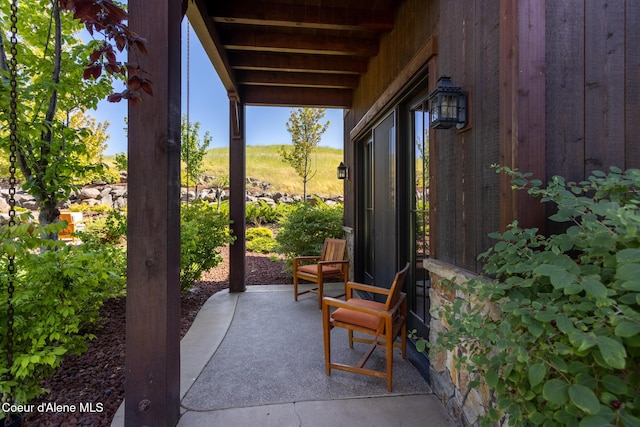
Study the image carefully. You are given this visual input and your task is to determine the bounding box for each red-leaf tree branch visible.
[59,0,152,104]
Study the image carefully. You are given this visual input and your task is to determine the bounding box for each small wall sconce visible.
[428,76,467,129]
[337,162,349,180]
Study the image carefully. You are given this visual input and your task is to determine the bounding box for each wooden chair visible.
[322,262,409,391]
[58,212,76,242]
[293,238,349,308]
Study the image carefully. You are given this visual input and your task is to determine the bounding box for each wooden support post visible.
[229,96,247,292]
[126,0,181,425]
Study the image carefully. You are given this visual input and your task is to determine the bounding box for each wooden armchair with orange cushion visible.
[293,238,349,309]
[58,212,76,242]
[321,262,409,392]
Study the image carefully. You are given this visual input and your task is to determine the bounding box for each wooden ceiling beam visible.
[209,3,394,32]
[241,86,352,108]
[229,52,368,74]
[221,29,379,56]
[236,70,359,89]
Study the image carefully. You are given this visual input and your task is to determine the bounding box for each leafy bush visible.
[246,227,277,253]
[433,167,640,426]
[0,217,125,414]
[68,203,113,214]
[180,200,235,291]
[247,227,273,240]
[246,200,292,226]
[77,210,127,245]
[275,201,344,263]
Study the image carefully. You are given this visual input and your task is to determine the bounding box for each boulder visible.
[79,187,101,200]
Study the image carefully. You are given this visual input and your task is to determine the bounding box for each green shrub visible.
[247,237,277,254]
[246,200,289,225]
[180,200,235,291]
[275,200,344,263]
[77,210,127,245]
[0,217,125,413]
[247,227,273,240]
[432,167,640,426]
[246,227,276,254]
[69,203,112,214]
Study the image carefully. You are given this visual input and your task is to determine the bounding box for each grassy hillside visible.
[107,145,345,197]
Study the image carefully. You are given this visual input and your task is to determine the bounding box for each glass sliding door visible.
[408,99,430,337]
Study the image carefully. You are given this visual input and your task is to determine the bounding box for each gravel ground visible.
[21,246,291,427]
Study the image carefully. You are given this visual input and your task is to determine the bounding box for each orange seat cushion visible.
[297,264,342,276]
[331,299,385,331]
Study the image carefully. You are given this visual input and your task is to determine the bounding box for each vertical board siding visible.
[458,1,477,271]
[584,0,626,175]
[435,0,502,273]
[546,1,586,183]
[474,0,501,271]
[435,0,457,266]
[546,0,638,176]
[626,0,640,169]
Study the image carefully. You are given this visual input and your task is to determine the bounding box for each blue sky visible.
[93,21,344,155]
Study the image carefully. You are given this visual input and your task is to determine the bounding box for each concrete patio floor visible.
[112,283,456,426]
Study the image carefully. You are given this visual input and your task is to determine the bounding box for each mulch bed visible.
[22,246,291,427]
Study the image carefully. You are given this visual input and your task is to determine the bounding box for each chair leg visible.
[348,329,354,348]
[386,329,394,392]
[293,274,299,301]
[322,303,332,376]
[401,323,407,359]
[317,276,324,309]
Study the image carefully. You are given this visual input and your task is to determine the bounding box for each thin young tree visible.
[181,116,212,201]
[279,108,330,201]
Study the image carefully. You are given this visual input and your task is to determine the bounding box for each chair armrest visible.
[345,281,391,296]
[322,296,393,319]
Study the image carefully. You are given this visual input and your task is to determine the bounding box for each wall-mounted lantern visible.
[337,162,348,180]
[428,76,467,129]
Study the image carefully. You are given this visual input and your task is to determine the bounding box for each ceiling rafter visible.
[209,2,394,32]
[220,29,379,56]
[236,70,360,89]
[229,52,368,74]
[191,0,400,107]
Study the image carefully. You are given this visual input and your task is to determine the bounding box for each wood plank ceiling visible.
[186,0,401,108]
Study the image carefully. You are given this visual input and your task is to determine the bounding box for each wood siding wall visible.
[546,1,640,181]
[434,1,501,273]
[345,0,640,275]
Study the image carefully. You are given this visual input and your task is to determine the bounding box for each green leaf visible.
[569,332,597,352]
[568,384,600,414]
[618,264,640,282]
[485,368,499,388]
[582,276,609,299]
[596,336,626,369]
[543,378,569,405]
[621,280,640,292]
[534,264,577,289]
[528,362,546,388]
[617,248,640,264]
[579,415,613,427]
[620,412,640,427]
[615,320,640,338]
[601,375,628,395]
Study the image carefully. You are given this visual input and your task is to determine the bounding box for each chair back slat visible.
[385,262,410,311]
[321,238,346,263]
